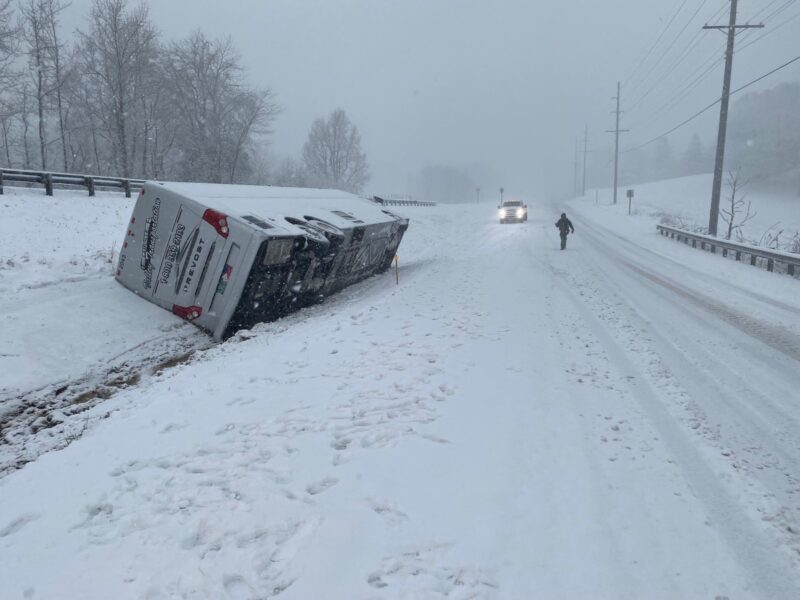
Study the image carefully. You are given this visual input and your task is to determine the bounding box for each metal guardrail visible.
[0,168,145,198]
[372,195,435,207]
[657,224,800,277]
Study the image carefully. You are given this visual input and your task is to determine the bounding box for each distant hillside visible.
[728,82,800,195]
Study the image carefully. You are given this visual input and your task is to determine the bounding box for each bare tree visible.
[0,0,18,83]
[720,168,756,241]
[790,232,800,255]
[272,155,310,188]
[78,0,157,177]
[0,0,278,181]
[0,1,19,167]
[19,0,50,169]
[302,108,370,193]
[41,0,72,171]
[161,32,279,183]
[17,82,33,168]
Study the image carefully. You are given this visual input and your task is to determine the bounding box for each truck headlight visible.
[516,209,523,217]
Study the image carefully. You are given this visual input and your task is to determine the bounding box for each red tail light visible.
[172,305,202,321]
[203,209,230,238]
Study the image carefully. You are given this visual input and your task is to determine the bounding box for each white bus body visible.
[115,181,408,340]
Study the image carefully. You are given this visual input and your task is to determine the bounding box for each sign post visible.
[627,189,634,216]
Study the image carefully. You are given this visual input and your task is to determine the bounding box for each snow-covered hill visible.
[573,173,800,249]
[1,186,800,599]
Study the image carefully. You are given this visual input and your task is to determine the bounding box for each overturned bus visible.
[115,181,409,340]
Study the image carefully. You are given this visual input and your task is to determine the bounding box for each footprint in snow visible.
[0,513,40,538]
[306,477,338,496]
[222,575,253,599]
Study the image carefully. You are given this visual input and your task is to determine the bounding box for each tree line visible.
[0,0,370,193]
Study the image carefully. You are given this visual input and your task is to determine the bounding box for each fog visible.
[60,0,800,201]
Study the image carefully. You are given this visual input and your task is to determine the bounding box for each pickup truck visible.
[498,200,528,224]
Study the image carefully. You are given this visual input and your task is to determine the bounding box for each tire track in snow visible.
[624,260,800,363]
[567,232,800,558]
[577,225,800,446]
[545,265,799,598]
[530,211,800,596]
[573,214,800,318]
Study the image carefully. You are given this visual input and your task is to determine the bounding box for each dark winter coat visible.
[555,215,575,236]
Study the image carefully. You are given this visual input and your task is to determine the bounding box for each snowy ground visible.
[576,173,800,249]
[2,185,800,599]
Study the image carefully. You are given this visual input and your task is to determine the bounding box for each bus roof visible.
[148,181,396,231]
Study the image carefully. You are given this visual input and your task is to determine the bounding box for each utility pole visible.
[581,124,590,196]
[606,82,628,205]
[573,137,579,197]
[704,0,763,235]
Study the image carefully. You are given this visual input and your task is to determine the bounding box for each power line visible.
[739,0,783,23]
[626,0,712,110]
[731,52,800,94]
[626,40,725,131]
[648,51,725,118]
[623,53,800,154]
[629,0,799,128]
[737,2,800,52]
[623,0,691,89]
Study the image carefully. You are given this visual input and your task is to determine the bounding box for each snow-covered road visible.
[1,199,799,599]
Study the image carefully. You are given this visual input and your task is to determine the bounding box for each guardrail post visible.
[85,176,95,197]
[0,170,3,195]
[44,173,53,196]
[789,264,796,276]
[692,239,696,248]
[735,250,741,261]
[750,255,757,266]
[711,244,716,254]
[767,258,774,272]
[722,248,728,258]
[123,179,131,198]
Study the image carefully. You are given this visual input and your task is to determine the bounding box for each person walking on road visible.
[555,213,575,250]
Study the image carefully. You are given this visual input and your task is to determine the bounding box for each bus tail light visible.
[203,209,230,238]
[172,305,203,321]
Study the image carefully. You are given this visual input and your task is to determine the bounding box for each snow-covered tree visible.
[303,108,370,193]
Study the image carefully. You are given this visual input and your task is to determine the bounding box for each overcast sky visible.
[62,0,800,200]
